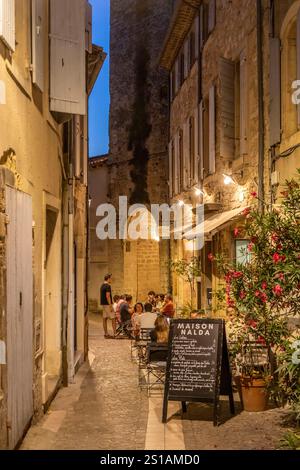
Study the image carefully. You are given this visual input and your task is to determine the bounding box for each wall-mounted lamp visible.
[178,199,185,207]
[88,195,92,208]
[194,187,204,196]
[223,170,244,186]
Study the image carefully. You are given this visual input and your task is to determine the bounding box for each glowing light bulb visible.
[223,174,235,186]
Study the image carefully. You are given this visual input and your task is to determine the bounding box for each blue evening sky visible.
[89,0,110,157]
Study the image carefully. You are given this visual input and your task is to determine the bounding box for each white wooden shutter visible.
[269,37,281,145]
[0,0,15,51]
[85,1,92,54]
[183,119,190,188]
[209,85,216,174]
[194,106,199,183]
[199,100,204,180]
[50,0,86,115]
[240,50,248,155]
[208,0,216,34]
[184,40,189,78]
[168,141,173,198]
[32,0,44,91]
[219,57,235,160]
[195,14,199,59]
[297,9,300,129]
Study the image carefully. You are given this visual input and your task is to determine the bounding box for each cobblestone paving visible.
[21,314,288,451]
[21,314,149,450]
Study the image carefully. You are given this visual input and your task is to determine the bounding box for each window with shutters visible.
[172,140,176,195]
[179,129,184,191]
[203,97,210,175]
[32,0,44,92]
[0,0,15,51]
[189,116,195,182]
[282,19,297,138]
[219,57,244,161]
[50,0,86,116]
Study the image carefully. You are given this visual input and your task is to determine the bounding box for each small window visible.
[235,240,251,265]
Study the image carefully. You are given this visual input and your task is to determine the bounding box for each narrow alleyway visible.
[21,314,287,451]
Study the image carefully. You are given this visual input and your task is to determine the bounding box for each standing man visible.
[100,274,116,338]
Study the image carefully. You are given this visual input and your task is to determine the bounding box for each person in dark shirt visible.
[100,274,115,338]
[120,295,133,323]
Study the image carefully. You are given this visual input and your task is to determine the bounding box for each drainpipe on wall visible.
[269,0,275,209]
[67,166,75,383]
[257,0,265,213]
[62,179,69,388]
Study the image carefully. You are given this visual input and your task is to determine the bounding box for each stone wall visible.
[108,0,173,299]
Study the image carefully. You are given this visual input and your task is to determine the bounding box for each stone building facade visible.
[0,0,104,449]
[107,0,174,301]
[160,0,300,314]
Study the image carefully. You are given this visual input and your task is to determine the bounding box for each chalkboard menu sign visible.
[162,319,234,426]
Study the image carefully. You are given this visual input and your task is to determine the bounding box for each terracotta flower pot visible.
[239,376,268,412]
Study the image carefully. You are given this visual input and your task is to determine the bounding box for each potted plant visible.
[214,173,300,411]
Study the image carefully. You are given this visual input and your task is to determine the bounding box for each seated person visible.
[150,316,169,343]
[120,295,133,323]
[116,294,126,323]
[132,302,144,337]
[160,294,175,319]
[144,302,153,313]
[146,291,156,309]
[139,306,158,330]
[148,316,169,362]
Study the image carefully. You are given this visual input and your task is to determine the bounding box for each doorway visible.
[6,187,33,449]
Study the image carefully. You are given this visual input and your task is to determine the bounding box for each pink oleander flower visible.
[260,292,268,303]
[255,290,261,298]
[233,227,239,237]
[273,284,283,296]
[239,291,246,299]
[250,191,257,198]
[247,243,254,252]
[208,253,215,262]
[243,207,251,216]
[232,271,243,279]
[273,253,281,264]
[261,281,267,290]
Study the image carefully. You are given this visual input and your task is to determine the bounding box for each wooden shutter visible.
[297,9,300,129]
[194,106,199,183]
[184,39,189,78]
[168,141,173,198]
[50,0,86,115]
[195,14,199,59]
[240,50,248,155]
[174,132,179,195]
[0,0,15,51]
[174,58,180,94]
[219,57,235,160]
[269,37,281,145]
[199,100,204,179]
[208,0,216,34]
[85,1,92,53]
[209,86,216,174]
[183,118,190,188]
[32,0,44,92]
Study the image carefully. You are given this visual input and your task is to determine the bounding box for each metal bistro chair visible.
[131,327,152,360]
[145,343,168,397]
[134,328,153,387]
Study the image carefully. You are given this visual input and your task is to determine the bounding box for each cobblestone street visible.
[20,314,288,451]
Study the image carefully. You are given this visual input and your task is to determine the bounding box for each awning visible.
[184,207,249,240]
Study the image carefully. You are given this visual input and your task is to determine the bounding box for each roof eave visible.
[159,0,202,70]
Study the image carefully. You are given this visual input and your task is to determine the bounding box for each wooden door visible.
[6,186,33,449]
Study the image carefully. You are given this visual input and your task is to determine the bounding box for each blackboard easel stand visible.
[162,320,235,426]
